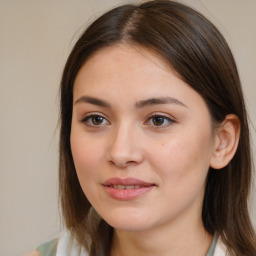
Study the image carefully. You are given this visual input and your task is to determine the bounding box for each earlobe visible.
[210,114,240,169]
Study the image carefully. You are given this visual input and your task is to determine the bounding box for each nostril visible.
[109,159,138,168]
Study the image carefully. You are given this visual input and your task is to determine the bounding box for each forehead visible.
[75,44,199,99]
[74,44,179,93]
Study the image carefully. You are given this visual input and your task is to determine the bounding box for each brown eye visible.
[91,116,104,125]
[152,116,166,126]
[146,115,174,127]
[82,115,109,126]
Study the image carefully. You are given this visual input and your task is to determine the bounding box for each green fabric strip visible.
[206,233,218,256]
[37,238,58,256]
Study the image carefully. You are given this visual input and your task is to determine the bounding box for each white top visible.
[213,238,227,256]
[56,231,88,256]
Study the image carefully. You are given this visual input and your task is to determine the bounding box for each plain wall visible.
[0,1,255,255]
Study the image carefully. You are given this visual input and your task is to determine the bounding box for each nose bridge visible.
[108,120,143,167]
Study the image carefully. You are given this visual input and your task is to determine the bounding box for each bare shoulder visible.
[25,249,40,256]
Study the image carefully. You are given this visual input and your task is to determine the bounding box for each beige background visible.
[0,1,255,255]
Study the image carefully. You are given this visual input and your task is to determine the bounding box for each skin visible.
[25,250,39,256]
[70,44,219,256]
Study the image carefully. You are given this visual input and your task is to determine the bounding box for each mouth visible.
[109,184,146,189]
[102,177,156,201]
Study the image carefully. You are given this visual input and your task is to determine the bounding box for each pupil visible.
[93,116,103,125]
[153,116,164,126]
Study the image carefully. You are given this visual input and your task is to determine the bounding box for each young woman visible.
[30,0,256,255]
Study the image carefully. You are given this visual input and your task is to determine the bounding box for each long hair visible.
[59,1,256,255]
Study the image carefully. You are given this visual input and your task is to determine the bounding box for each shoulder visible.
[37,237,58,256]
[26,236,59,256]
[28,231,89,256]
[25,250,40,256]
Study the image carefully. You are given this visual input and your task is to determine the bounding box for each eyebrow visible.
[74,96,187,108]
[135,97,187,108]
[74,96,111,108]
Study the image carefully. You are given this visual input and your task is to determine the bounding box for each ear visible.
[210,114,240,169]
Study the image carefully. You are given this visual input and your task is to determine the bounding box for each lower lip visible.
[103,186,154,201]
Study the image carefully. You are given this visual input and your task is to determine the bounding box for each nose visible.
[108,123,144,168]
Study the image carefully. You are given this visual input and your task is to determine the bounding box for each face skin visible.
[71,44,218,255]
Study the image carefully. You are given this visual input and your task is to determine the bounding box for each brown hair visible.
[59,1,256,255]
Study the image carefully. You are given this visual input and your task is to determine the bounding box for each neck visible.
[110,214,213,256]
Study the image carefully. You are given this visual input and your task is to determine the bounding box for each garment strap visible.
[37,237,58,256]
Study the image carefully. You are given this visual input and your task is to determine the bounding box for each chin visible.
[109,222,149,232]
[100,210,153,232]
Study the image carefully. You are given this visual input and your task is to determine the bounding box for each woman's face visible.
[70,44,217,232]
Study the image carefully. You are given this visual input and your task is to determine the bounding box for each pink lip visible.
[102,177,155,201]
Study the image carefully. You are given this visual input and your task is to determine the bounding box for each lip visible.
[102,177,156,201]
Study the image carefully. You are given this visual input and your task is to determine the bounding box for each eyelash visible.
[80,113,175,128]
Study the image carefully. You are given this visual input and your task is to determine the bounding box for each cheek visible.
[149,130,213,183]
[70,133,106,205]
[70,132,104,181]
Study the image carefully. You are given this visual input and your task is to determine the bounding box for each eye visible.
[81,114,110,126]
[146,114,175,127]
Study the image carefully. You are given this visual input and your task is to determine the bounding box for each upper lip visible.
[102,177,155,187]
